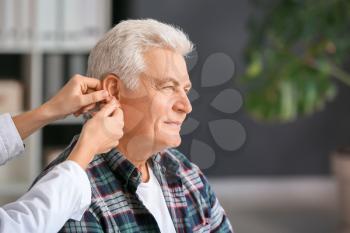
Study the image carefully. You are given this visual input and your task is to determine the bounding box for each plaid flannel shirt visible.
[33,136,233,233]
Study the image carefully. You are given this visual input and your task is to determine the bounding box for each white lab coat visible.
[0,113,91,233]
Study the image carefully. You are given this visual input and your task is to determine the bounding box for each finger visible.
[111,106,123,117]
[103,95,114,103]
[98,95,114,110]
[115,99,121,108]
[73,108,87,117]
[97,99,118,117]
[80,90,109,107]
[80,103,97,114]
[84,88,95,95]
[90,111,98,117]
[74,111,81,117]
[81,77,103,91]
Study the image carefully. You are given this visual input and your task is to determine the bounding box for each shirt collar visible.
[66,135,140,190]
[103,148,142,192]
[69,134,181,191]
[102,148,181,191]
[155,149,180,175]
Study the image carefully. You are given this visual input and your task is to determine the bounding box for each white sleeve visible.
[0,113,25,165]
[0,160,92,233]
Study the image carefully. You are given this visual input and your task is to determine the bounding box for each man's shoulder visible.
[165,148,196,168]
[164,148,211,198]
[164,148,203,178]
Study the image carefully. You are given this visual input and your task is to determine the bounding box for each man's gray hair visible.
[87,19,194,89]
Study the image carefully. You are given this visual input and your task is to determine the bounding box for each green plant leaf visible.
[240,0,349,123]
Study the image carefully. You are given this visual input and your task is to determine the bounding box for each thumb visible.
[96,99,118,117]
[80,90,109,107]
[112,105,123,119]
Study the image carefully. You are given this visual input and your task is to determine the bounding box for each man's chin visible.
[156,133,180,148]
[165,135,181,148]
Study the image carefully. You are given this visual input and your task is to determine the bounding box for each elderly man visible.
[34,19,233,232]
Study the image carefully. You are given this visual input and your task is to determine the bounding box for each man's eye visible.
[163,86,175,90]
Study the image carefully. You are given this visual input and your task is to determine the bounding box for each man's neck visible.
[117,138,156,182]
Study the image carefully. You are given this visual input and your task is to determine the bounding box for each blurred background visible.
[2,0,350,232]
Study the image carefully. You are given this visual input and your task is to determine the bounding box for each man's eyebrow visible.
[156,77,192,89]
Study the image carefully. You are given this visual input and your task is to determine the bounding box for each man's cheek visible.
[150,96,173,118]
[122,105,145,133]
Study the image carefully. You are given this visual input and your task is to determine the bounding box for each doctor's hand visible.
[67,98,124,169]
[12,74,109,140]
[42,74,109,121]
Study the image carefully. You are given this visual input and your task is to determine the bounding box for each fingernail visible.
[102,91,109,97]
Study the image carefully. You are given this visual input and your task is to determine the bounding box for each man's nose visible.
[174,92,192,114]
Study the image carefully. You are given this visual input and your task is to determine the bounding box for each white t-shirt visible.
[136,164,176,233]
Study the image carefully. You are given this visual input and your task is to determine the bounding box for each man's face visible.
[119,48,192,152]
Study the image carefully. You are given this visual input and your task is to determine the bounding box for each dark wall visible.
[115,0,350,176]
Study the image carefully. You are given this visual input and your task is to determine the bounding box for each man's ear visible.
[102,74,122,100]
